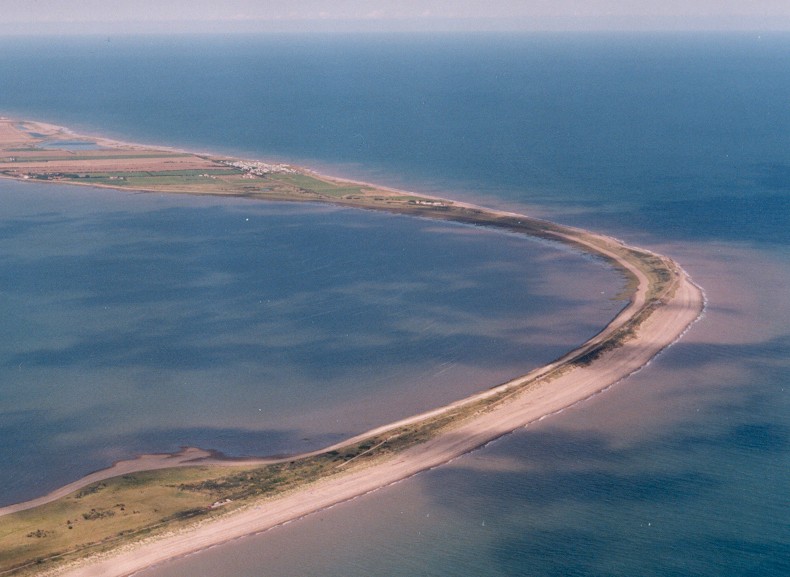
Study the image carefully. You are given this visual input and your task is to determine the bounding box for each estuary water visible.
[1,33,788,576]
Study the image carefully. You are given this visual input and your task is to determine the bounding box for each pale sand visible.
[48,224,704,577]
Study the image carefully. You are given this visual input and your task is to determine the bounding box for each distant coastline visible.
[0,118,705,577]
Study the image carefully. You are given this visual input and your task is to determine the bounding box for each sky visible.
[1,0,789,34]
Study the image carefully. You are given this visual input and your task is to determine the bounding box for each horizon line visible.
[1,16,789,36]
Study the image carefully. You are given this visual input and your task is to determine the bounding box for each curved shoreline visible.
[52,242,703,577]
[0,119,705,577]
[0,205,644,520]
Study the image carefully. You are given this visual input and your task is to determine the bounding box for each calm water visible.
[1,33,788,576]
[0,180,623,505]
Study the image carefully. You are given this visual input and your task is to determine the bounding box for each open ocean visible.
[1,33,788,576]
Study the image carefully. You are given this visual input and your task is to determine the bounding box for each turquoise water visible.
[1,33,788,576]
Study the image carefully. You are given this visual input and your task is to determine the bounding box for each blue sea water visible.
[1,33,788,576]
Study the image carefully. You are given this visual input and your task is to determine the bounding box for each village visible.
[221,159,297,177]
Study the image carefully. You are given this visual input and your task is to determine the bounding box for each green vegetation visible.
[73,170,242,189]
[271,173,369,197]
[0,468,229,575]
[0,419,458,575]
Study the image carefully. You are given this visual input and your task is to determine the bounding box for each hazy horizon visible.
[1,0,789,35]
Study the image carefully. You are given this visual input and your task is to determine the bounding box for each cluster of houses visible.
[222,159,297,177]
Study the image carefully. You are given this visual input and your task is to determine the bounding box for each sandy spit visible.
[50,231,704,577]
[2,118,705,577]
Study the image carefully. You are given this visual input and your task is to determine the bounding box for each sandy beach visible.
[48,224,704,577]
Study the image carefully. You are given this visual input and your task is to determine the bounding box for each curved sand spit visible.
[43,214,703,577]
[0,119,704,576]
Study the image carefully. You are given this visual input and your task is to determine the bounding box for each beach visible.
[50,238,702,577]
[37,201,702,577]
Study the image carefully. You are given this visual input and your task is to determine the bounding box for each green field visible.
[274,173,370,197]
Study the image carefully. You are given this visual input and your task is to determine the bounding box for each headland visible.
[0,118,705,577]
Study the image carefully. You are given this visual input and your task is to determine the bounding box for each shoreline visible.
[52,270,703,577]
[0,118,705,577]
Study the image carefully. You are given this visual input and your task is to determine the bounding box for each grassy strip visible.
[270,173,370,197]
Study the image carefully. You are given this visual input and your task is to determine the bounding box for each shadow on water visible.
[134,393,790,577]
[419,410,790,577]
[643,333,790,371]
[0,407,314,507]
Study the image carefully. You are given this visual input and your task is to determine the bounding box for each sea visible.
[0,32,788,576]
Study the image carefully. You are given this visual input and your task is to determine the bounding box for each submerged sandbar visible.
[0,118,704,577]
